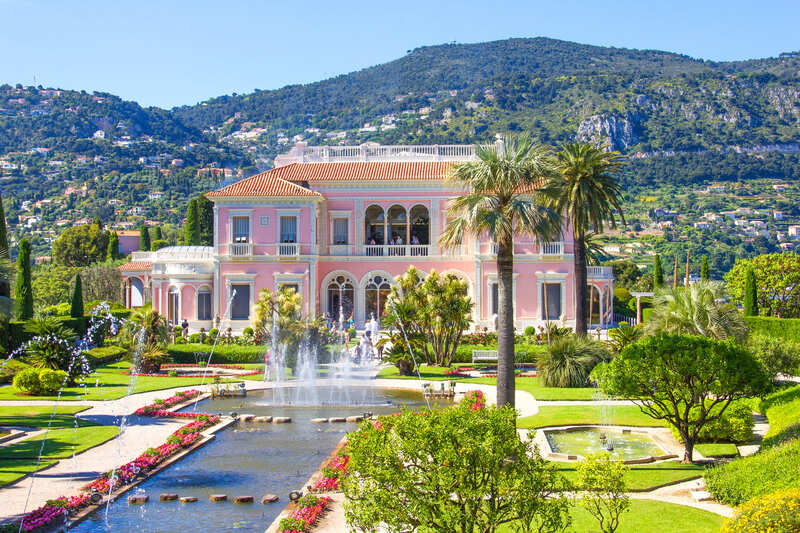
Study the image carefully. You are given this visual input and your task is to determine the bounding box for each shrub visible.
[347,327,356,340]
[758,385,800,449]
[187,333,202,344]
[37,369,67,395]
[166,343,266,364]
[172,325,182,337]
[524,326,536,336]
[538,336,610,387]
[589,361,608,387]
[13,367,42,395]
[747,335,800,381]
[720,489,800,533]
[86,346,127,366]
[0,359,30,384]
[12,367,66,395]
[242,327,253,336]
[745,317,800,344]
[43,302,71,316]
[670,401,753,444]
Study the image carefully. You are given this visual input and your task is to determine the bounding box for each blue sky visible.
[2,0,799,109]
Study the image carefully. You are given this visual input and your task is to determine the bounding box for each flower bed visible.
[124,370,260,378]
[161,363,247,370]
[278,494,332,533]
[311,453,349,493]
[134,389,201,415]
[443,369,470,378]
[461,390,485,411]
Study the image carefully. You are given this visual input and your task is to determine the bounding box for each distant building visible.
[128,206,145,216]
[773,210,785,220]
[780,242,795,251]
[148,191,164,200]
[773,184,789,192]
[788,225,800,239]
[116,230,141,256]
[93,130,105,139]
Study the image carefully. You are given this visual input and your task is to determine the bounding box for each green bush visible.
[86,346,127,366]
[670,402,753,444]
[759,385,800,448]
[12,367,66,395]
[187,333,202,343]
[524,326,536,336]
[720,488,800,533]
[746,317,800,344]
[747,335,800,381]
[37,369,67,394]
[450,343,544,364]
[347,327,356,340]
[166,343,266,364]
[43,302,71,315]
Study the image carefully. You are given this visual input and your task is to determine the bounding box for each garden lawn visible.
[376,365,455,381]
[696,443,739,457]
[553,461,706,491]
[0,362,238,401]
[0,459,57,488]
[0,405,89,428]
[0,425,119,459]
[518,405,660,429]
[499,499,723,533]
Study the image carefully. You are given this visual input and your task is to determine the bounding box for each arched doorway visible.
[410,205,429,245]
[387,205,407,248]
[364,274,392,321]
[130,278,144,308]
[586,285,602,326]
[327,275,355,323]
[167,287,179,325]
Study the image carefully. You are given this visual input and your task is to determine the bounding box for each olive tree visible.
[602,334,769,463]
[343,402,572,533]
[384,267,473,366]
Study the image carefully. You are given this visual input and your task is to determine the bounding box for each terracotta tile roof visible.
[116,230,140,236]
[205,170,322,198]
[119,262,151,271]
[269,161,455,182]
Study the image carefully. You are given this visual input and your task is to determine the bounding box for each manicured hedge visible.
[451,343,546,364]
[86,346,128,366]
[746,316,800,344]
[704,385,800,505]
[166,343,267,364]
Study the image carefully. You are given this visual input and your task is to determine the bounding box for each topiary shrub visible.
[13,367,42,395]
[37,369,67,395]
[187,333,202,344]
[0,359,30,384]
[721,489,800,533]
[538,336,611,388]
[672,402,754,444]
[524,326,536,337]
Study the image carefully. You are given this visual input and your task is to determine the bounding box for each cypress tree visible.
[70,274,84,318]
[149,226,162,243]
[139,224,150,251]
[744,268,758,317]
[14,239,33,319]
[197,195,214,246]
[700,256,710,281]
[106,231,119,261]
[0,192,9,298]
[184,198,199,245]
[653,254,663,288]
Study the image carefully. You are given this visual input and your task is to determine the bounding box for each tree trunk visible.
[496,240,515,409]
[683,440,694,464]
[574,230,588,337]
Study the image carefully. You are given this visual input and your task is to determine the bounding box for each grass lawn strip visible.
[696,443,739,457]
[0,362,239,401]
[518,405,662,429]
[0,459,58,488]
[0,426,120,460]
[554,461,706,491]
[498,499,723,532]
[0,405,90,428]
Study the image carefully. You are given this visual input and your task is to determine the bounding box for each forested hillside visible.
[1,37,799,266]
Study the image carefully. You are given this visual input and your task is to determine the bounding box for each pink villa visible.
[119,143,614,333]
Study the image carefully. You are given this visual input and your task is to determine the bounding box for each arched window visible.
[327,275,355,322]
[365,274,392,320]
[197,288,212,321]
[410,205,429,246]
[387,205,407,246]
[587,286,602,325]
[364,205,385,245]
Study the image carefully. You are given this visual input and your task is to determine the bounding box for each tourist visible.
[411,234,420,245]
[347,313,354,330]
[199,327,206,343]
[181,318,189,337]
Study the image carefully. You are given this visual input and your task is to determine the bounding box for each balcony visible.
[363,244,431,257]
[587,266,613,279]
[540,241,563,256]
[278,243,299,258]
[228,243,252,257]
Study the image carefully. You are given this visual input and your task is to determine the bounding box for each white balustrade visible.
[387,245,407,257]
[278,243,299,256]
[540,241,563,256]
[364,245,384,257]
[329,244,350,256]
[410,245,429,257]
[587,266,614,279]
[228,243,252,257]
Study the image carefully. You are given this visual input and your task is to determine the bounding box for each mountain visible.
[1,37,800,265]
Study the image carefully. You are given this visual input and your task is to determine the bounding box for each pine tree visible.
[700,256,710,281]
[197,195,214,246]
[653,254,663,288]
[744,268,758,317]
[107,231,119,261]
[14,239,33,319]
[70,274,84,318]
[139,224,151,251]
[184,198,200,245]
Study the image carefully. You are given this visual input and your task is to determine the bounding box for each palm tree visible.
[543,143,626,336]
[646,281,747,342]
[440,137,561,408]
[122,303,168,348]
